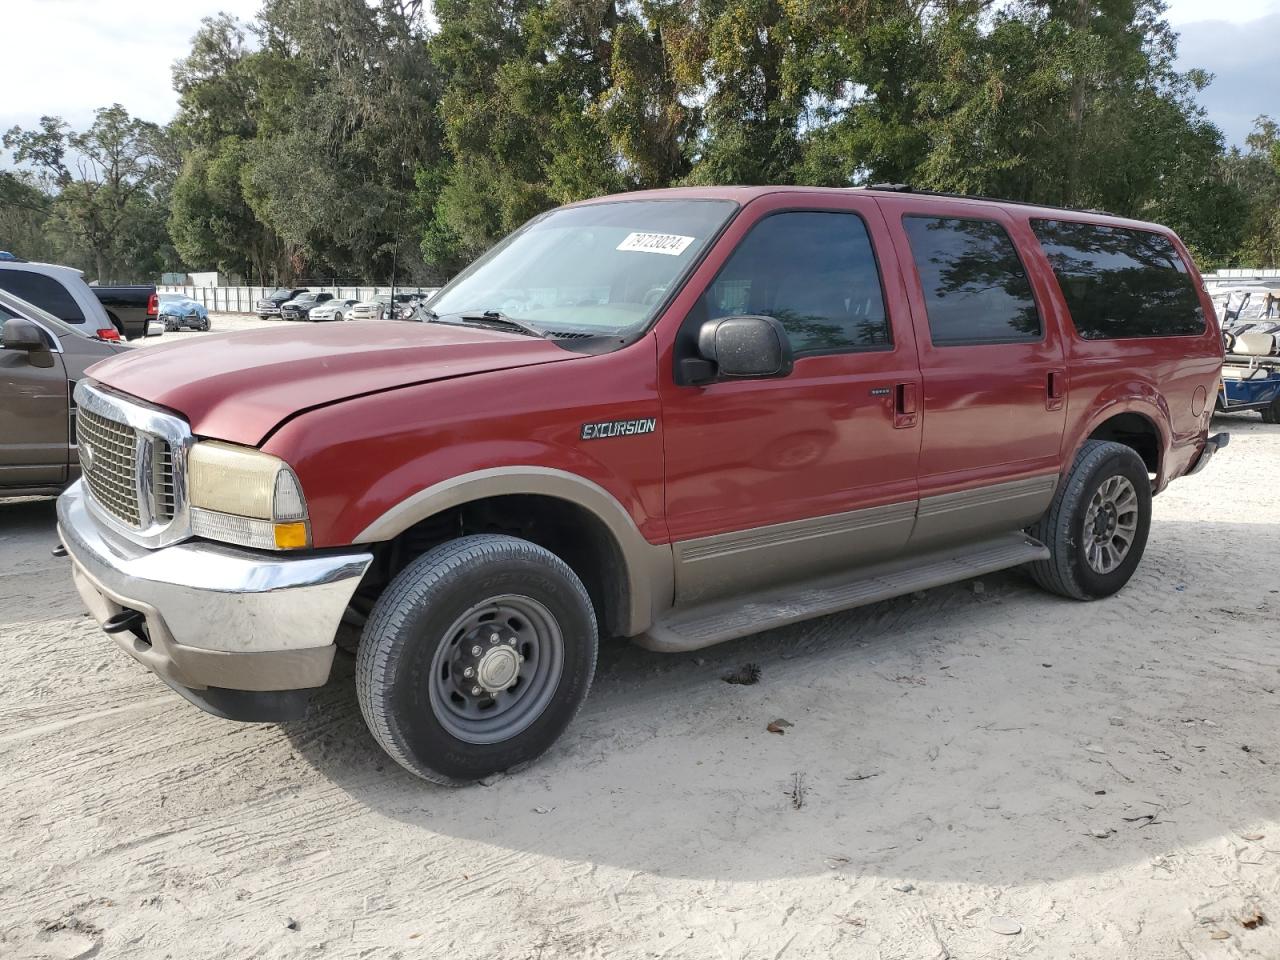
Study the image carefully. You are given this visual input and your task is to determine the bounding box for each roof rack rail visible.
[855,183,1119,218]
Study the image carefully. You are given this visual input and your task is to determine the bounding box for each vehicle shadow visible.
[283,517,1280,885]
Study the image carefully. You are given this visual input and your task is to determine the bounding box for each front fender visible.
[261,345,671,633]
[352,464,673,635]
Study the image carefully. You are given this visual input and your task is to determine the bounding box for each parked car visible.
[90,283,161,340]
[349,293,417,320]
[0,287,155,496]
[158,293,211,332]
[280,291,334,320]
[56,185,1225,785]
[255,288,309,320]
[307,298,358,322]
[0,261,155,341]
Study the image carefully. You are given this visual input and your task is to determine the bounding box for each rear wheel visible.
[1027,440,1152,600]
[1262,397,1280,424]
[356,535,598,784]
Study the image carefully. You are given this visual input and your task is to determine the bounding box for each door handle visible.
[1046,369,1066,411]
[894,381,918,429]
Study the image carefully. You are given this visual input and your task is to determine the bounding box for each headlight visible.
[187,441,310,550]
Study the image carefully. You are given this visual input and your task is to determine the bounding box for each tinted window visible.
[903,217,1041,345]
[0,270,85,323]
[1032,220,1206,339]
[694,211,890,354]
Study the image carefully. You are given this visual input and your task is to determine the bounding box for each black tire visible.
[1027,440,1152,601]
[356,534,598,785]
[1262,398,1280,424]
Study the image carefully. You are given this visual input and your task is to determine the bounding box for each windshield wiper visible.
[431,309,551,339]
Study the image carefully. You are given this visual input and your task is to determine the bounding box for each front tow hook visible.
[102,609,146,636]
[51,543,68,558]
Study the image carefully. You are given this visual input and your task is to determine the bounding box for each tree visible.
[248,0,444,279]
[1216,118,1280,268]
[0,170,59,262]
[3,106,165,280]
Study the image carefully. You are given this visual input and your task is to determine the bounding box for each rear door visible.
[0,305,69,488]
[659,192,923,605]
[879,198,1068,547]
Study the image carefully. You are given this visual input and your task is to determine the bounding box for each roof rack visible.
[858,183,1118,219]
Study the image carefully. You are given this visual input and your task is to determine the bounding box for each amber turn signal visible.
[273,522,310,550]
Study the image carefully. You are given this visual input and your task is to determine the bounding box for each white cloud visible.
[1,0,263,133]
[1175,10,1280,147]
[1164,0,1279,24]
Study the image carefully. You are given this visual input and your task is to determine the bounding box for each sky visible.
[1,0,1276,150]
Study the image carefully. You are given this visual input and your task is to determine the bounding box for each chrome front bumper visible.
[57,481,373,720]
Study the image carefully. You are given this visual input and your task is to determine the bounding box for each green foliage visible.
[1221,118,1280,268]
[3,0,1278,279]
[2,105,172,280]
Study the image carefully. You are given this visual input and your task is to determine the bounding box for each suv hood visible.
[87,321,579,445]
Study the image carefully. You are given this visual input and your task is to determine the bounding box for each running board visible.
[635,532,1050,653]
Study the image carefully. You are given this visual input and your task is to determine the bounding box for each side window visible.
[1031,219,1206,339]
[0,271,86,323]
[695,211,891,354]
[903,216,1042,345]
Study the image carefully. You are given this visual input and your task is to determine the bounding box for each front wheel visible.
[356,535,598,784]
[1027,440,1152,600]
[1262,397,1280,424]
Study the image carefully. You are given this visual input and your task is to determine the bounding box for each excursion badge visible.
[580,417,657,440]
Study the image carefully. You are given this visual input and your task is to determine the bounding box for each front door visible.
[659,193,922,605]
[0,316,68,488]
[879,197,1068,547]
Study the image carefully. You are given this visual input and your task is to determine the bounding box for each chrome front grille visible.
[78,407,143,526]
[153,441,176,522]
[74,381,193,548]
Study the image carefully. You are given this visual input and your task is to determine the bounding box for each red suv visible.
[57,186,1226,784]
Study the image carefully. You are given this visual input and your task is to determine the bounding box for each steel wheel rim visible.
[427,595,563,744]
[1082,474,1139,574]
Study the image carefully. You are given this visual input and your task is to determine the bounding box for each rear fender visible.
[1068,389,1172,487]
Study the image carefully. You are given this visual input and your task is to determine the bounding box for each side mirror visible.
[682,315,794,385]
[2,317,54,366]
[145,319,165,338]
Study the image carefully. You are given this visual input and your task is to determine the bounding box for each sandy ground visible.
[2,324,1278,958]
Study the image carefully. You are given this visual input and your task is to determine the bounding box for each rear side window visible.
[695,211,891,355]
[1032,220,1206,339]
[903,216,1042,345]
[0,270,86,323]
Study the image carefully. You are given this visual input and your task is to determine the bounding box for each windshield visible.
[429,199,737,337]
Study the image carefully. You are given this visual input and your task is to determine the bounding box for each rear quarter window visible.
[0,270,86,323]
[902,216,1042,346]
[1031,220,1206,339]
